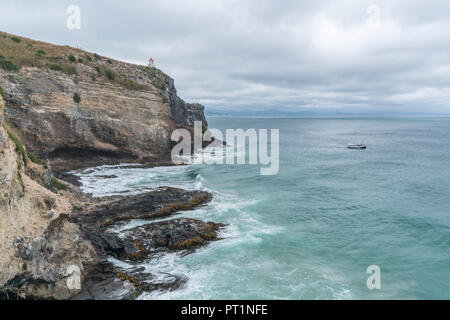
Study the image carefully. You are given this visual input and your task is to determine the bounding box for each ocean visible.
[75,117,450,299]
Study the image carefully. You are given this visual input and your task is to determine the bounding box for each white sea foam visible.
[73,163,201,197]
[76,161,288,300]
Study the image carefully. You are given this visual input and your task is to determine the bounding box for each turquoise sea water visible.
[76,117,450,299]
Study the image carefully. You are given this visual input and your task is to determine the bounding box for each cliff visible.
[0,31,207,173]
[0,32,217,300]
[0,95,102,298]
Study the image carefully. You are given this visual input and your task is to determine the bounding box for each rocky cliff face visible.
[0,96,100,298]
[0,31,207,173]
[166,77,207,128]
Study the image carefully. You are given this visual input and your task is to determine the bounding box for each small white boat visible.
[347,143,366,149]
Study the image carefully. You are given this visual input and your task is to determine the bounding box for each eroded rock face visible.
[3,67,168,167]
[166,76,207,129]
[0,96,100,299]
[3,219,101,300]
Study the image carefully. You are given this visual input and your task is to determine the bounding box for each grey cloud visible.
[1,0,450,114]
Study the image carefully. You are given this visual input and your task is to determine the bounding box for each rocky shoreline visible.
[1,180,224,300]
[73,184,225,300]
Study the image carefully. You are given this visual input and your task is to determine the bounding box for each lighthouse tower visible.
[148,57,154,67]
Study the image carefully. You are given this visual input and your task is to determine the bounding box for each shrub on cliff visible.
[7,131,27,165]
[52,177,68,191]
[154,80,166,91]
[73,93,81,103]
[0,59,19,72]
[50,64,63,72]
[27,152,43,165]
[104,68,116,81]
[68,55,76,63]
[49,63,77,76]
[11,36,21,43]
[36,50,46,56]
[0,85,4,98]
[95,66,102,75]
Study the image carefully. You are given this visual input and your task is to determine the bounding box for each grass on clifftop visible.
[118,78,148,90]
[104,68,116,80]
[0,31,165,92]
[0,32,77,75]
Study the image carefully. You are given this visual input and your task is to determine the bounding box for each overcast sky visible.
[1,0,450,114]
